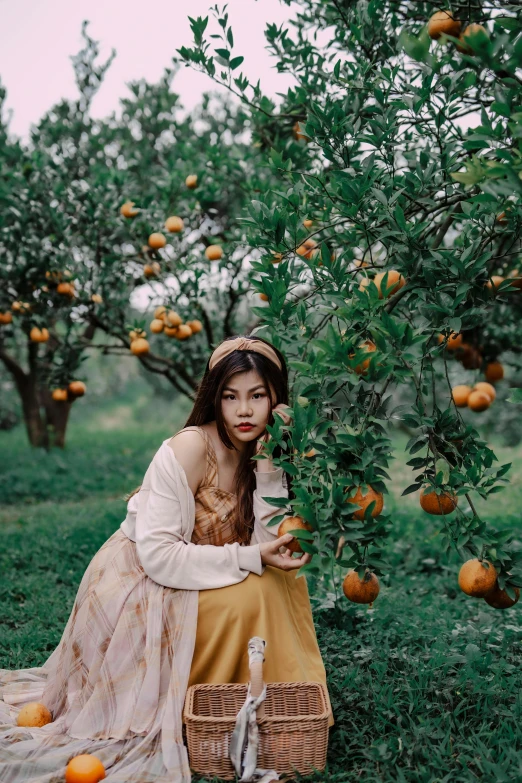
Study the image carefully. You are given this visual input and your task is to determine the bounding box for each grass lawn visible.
[1,401,522,782]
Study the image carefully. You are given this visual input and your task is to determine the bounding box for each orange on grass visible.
[374,270,405,299]
[29,327,49,343]
[456,23,489,54]
[485,361,504,383]
[185,174,198,189]
[467,390,491,412]
[484,582,520,609]
[452,385,471,407]
[205,244,223,261]
[458,559,497,597]
[120,200,139,218]
[342,570,380,605]
[68,381,86,398]
[187,319,203,334]
[345,485,384,520]
[0,311,13,324]
[165,310,182,328]
[420,488,458,515]
[52,388,68,402]
[296,238,317,260]
[148,233,166,250]
[150,318,165,334]
[437,331,463,351]
[349,339,377,376]
[474,382,496,402]
[65,754,106,783]
[165,216,184,233]
[278,516,313,554]
[174,323,192,340]
[56,282,75,297]
[143,262,161,279]
[91,293,103,304]
[16,702,53,728]
[427,10,462,40]
[130,338,150,356]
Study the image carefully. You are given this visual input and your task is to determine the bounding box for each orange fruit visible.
[456,23,489,54]
[345,485,384,520]
[485,361,504,383]
[452,385,471,407]
[57,282,75,297]
[130,337,150,356]
[484,582,520,609]
[187,319,203,334]
[374,270,405,299]
[438,332,463,351]
[496,211,510,226]
[427,10,462,40]
[165,216,184,233]
[185,174,198,189]
[292,121,309,142]
[164,326,180,338]
[459,344,482,369]
[353,259,370,269]
[143,262,161,279]
[303,219,313,228]
[473,382,496,402]
[458,559,497,597]
[65,754,106,783]
[349,339,377,376]
[150,318,165,334]
[68,381,86,398]
[485,275,504,291]
[420,488,458,515]
[174,324,192,340]
[304,448,316,458]
[52,388,68,402]
[120,200,139,218]
[271,252,283,264]
[467,390,491,412]
[205,244,223,261]
[29,327,49,343]
[0,311,13,324]
[148,233,166,250]
[16,702,53,728]
[11,301,31,314]
[278,516,313,554]
[165,310,182,328]
[91,293,103,304]
[296,238,317,259]
[342,570,380,605]
[259,293,269,302]
[154,306,167,321]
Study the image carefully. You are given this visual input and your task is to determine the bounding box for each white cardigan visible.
[120,439,289,590]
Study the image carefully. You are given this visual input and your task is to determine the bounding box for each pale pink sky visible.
[0,0,297,140]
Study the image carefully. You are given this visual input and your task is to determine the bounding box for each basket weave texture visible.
[183,679,330,780]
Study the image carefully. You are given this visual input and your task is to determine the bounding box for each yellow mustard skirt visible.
[187,565,334,727]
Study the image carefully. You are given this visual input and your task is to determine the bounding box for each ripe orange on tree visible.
[420,487,458,515]
[473,382,496,402]
[303,219,313,228]
[349,339,377,376]
[292,121,309,142]
[52,388,68,402]
[278,516,313,554]
[174,324,193,340]
[345,485,384,520]
[296,238,317,259]
[120,200,140,218]
[485,275,504,291]
[437,331,463,351]
[258,293,269,302]
[164,325,180,338]
[205,244,223,261]
[29,327,49,343]
[68,381,86,398]
[458,559,497,597]
[187,319,203,334]
[467,389,491,413]
[12,301,31,314]
[130,338,150,356]
[154,305,167,321]
[0,311,13,324]
[427,10,462,40]
[185,174,198,189]
[373,270,405,299]
[65,754,106,783]
[143,262,161,279]
[342,570,380,605]
[150,318,165,334]
[484,582,520,609]
[165,216,184,233]
[16,702,52,728]
[485,361,504,382]
[91,293,103,304]
[165,310,182,328]
[148,233,166,250]
[56,282,75,298]
[271,252,283,264]
[456,23,489,54]
[452,385,471,407]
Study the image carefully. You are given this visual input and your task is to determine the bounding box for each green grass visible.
[1,407,522,782]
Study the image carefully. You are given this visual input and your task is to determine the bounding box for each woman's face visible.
[220,370,274,447]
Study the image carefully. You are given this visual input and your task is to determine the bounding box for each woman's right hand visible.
[259,534,312,571]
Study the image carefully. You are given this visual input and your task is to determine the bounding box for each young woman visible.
[0,335,333,783]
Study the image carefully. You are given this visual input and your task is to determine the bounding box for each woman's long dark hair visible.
[184,334,289,545]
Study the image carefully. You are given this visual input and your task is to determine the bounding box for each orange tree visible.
[0,23,299,448]
[180,1,522,605]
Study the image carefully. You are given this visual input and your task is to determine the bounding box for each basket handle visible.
[248,638,266,720]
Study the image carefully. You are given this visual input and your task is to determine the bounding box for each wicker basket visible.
[183,652,330,780]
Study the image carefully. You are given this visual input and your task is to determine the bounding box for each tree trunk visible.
[19,379,49,449]
[41,389,72,449]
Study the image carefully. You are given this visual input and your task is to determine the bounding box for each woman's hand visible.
[259,534,311,571]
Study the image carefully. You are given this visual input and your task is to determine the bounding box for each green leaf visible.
[229,56,244,71]
[507,389,522,404]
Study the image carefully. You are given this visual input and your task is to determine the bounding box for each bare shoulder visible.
[167,429,206,496]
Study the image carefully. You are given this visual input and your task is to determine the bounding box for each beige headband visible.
[208,337,282,372]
